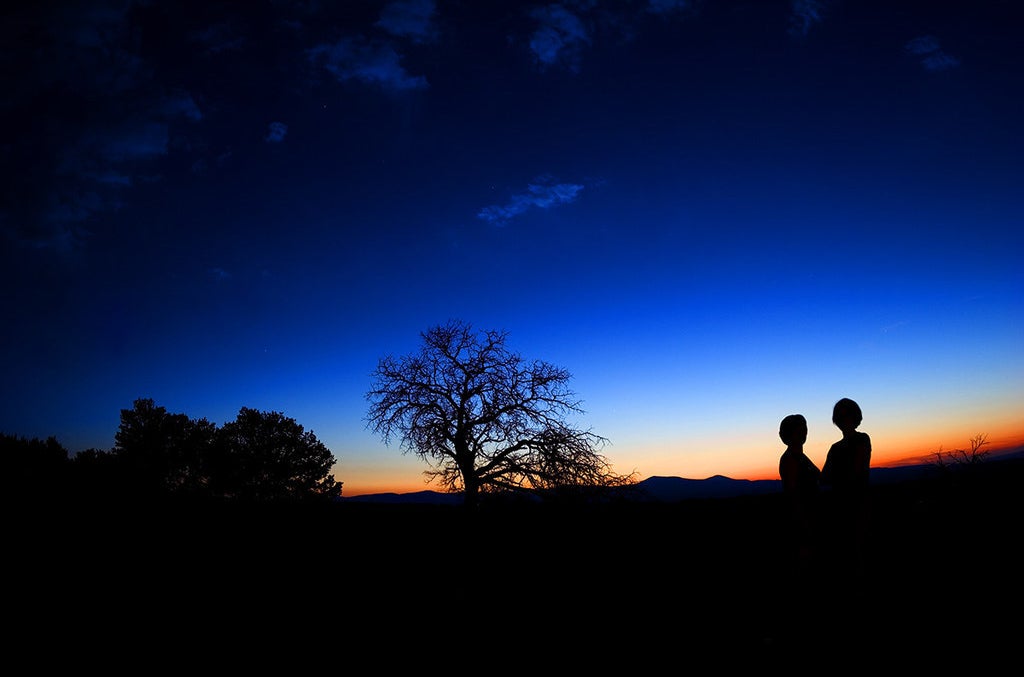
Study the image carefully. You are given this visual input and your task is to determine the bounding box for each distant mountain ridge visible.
[338,464,931,505]
[339,489,465,506]
[630,474,781,502]
[340,449,1024,505]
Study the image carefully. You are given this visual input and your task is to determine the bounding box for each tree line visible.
[6,319,1007,511]
[6,319,643,508]
[2,398,342,504]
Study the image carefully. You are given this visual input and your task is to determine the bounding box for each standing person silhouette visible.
[820,397,872,595]
[778,414,821,578]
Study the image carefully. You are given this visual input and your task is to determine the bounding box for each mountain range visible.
[338,459,982,505]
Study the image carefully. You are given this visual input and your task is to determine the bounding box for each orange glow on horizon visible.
[337,425,1024,497]
[343,481,445,498]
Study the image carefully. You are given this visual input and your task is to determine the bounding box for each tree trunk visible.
[462,469,480,509]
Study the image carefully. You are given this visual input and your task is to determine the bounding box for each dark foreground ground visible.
[8,458,1022,670]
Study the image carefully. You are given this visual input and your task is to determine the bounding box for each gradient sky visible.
[3,0,1022,497]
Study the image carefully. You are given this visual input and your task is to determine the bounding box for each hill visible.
[340,460,955,504]
[7,454,1021,668]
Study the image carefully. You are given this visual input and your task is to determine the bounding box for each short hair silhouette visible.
[832,397,862,429]
[779,414,807,446]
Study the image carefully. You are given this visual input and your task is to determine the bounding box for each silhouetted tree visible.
[365,320,633,509]
[113,398,216,498]
[931,433,990,468]
[214,407,342,502]
[67,448,121,500]
[929,433,992,498]
[0,432,69,500]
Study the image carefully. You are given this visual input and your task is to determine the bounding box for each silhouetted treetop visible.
[366,319,634,508]
[12,398,345,503]
[1,432,69,499]
[215,406,342,502]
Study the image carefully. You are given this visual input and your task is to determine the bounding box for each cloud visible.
[645,0,694,15]
[188,21,247,55]
[5,115,180,250]
[0,3,202,251]
[528,4,592,73]
[159,92,203,122]
[376,0,438,44]
[904,35,940,55]
[80,122,171,164]
[522,1,700,73]
[921,51,961,71]
[307,37,429,92]
[191,150,233,176]
[788,0,825,38]
[265,122,288,143]
[905,36,961,71]
[477,176,585,226]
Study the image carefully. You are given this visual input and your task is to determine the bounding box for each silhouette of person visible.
[778,414,821,576]
[820,397,872,592]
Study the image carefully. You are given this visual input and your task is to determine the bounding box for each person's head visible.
[832,398,863,431]
[779,414,808,446]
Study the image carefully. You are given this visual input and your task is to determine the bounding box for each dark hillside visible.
[7,457,1021,668]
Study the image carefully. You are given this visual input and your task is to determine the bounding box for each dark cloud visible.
[3,0,968,255]
[905,35,940,55]
[788,0,825,38]
[528,4,592,73]
[307,37,429,92]
[645,0,695,15]
[521,1,704,74]
[0,2,202,250]
[76,121,170,166]
[265,122,288,143]
[188,21,247,55]
[905,36,960,71]
[376,0,438,44]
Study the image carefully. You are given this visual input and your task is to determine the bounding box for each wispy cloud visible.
[158,92,203,122]
[788,0,825,38]
[265,122,288,143]
[0,4,203,251]
[905,35,961,71]
[77,122,171,165]
[188,21,246,55]
[522,1,700,74]
[307,37,429,92]
[528,4,592,73]
[477,176,585,226]
[645,0,695,15]
[191,151,233,176]
[376,0,438,44]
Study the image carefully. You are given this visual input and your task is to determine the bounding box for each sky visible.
[2,0,1022,497]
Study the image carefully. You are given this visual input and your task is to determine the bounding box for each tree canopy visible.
[0,432,69,500]
[216,407,342,501]
[114,398,217,497]
[365,320,634,508]
[4,398,343,503]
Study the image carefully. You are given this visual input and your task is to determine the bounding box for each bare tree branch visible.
[365,320,635,507]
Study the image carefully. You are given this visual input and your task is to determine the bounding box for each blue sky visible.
[2,0,1022,495]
